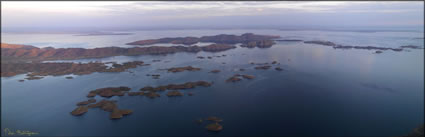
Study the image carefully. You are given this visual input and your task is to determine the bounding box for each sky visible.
[1,1,424,32]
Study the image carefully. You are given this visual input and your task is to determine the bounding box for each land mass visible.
[126,33,280,46]
[1,61,146,77]
[1,43,236,63]
[304,40,423,52]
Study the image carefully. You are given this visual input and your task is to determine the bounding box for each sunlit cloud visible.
[1,1,423,29]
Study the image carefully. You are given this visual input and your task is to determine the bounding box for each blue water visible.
[1,29,424,136]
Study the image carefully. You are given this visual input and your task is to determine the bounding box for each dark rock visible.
[100,101,118,112]
[71,106,88,116]
[197,56,205,59]
[166,90,184,97]
[151,74,160,79]
[25,75,43,80]
[205,123,223,132]
[239,68,245,71]
[391,48,403,52]
[375,51,383,54]
[271,61,277,64]
[275,67,283,71]
[87,92,96,98]
[209,70,221,73]
[88,100,116,109]
[88,86,131,98]
[255,65,271,70]
[276,39,303,42]
[240,40,275,48]
[145,92,160,99]
[77,99,96,106]
[65,76,74,79]
[110,109,133,119]
[167,66,201,73]
[400,45,422,49]
[226,76,242,82]
[241,75,255,79]
[304,40,336,46]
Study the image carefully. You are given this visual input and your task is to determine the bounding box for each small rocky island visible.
[87,86,131,98]
[226,74,255,82]
[195,116,224,132]
[166,66,201,73]
[71,81,213,119]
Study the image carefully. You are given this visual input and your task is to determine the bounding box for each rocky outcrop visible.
[83,100,133,119]
[70,106,88,116]
[140,81,212,92]
[167,66,201,73]
[275,67,283,71]
[144,91,160,99]
[240,40,275,48]
[275,39,303,42]
[400,45,423,49]
[200,44,236,52]
[151,74,160,79]
[25,75,43,80]
[209,70,221,73]
[206,123,223,132]
[304,40,336,46]
[241,75,255,79]
[87,87,131,98]
[110,109,133,119]
[76,99,96,106]
[226,74,255,82]
[226,75,242,82]
[166,90,184,97]
[255,65,271,70]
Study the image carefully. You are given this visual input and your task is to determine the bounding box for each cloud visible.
[1,1,423,29]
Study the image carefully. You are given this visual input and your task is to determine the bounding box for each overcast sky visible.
[1,1,424,31]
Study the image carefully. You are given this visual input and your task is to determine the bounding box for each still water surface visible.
[1,29,424,136]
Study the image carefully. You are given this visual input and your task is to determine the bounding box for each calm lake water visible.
[1,29,424,136]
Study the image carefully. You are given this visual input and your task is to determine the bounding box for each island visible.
[126,33,280,46]
[1,61,146,78]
